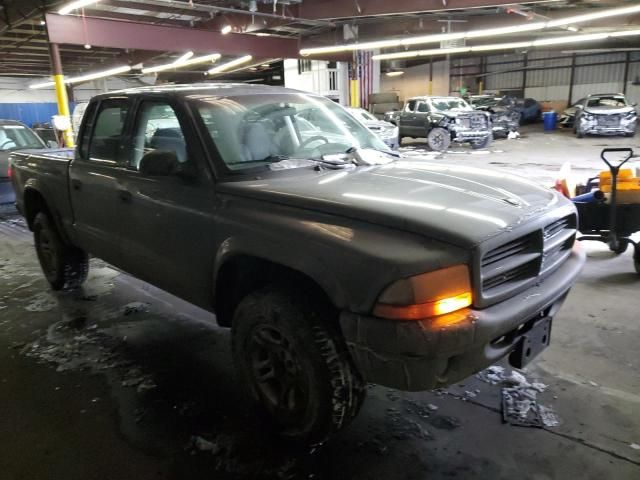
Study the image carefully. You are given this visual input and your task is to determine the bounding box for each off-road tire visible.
[232,284,365,444]
[576,126,584,138]
[33,212,89,290]
[427,127,451,151]
[634,246,640,275]
[471,134,493,150]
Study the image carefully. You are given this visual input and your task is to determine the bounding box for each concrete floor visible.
[1,126,640,480]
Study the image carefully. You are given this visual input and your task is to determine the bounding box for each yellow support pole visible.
[53,74,75,148]
[350,79,360,108]
[48,42,74,148]
[478,79,484,94]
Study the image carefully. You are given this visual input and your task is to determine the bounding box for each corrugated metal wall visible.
[450,50,640,105]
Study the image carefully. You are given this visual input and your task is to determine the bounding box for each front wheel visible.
[232,284,365,444]
[576,125,584,138]
[427,127,451,151]
[471,134,493,150]
[33,212,89,290]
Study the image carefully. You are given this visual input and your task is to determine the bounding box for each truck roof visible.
[0,119,27,126]
[98,82,303,100]
[406,96,462,101]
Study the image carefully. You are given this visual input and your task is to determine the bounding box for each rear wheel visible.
[33,212,89,290]
[427,127,451,151]
[232,284,365,444]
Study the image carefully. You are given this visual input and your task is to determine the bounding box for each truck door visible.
[69,98,132,266]
[399,100,417,136]
[415,100,431,137]
[115,99,217,308]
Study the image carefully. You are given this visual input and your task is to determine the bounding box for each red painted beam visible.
[45,13,300,58]
[299,0,560,20]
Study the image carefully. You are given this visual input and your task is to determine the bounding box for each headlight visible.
[625,111,637,119]
[583,114,595,121]
[373,265,472,320]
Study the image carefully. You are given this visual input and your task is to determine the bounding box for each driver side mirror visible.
[139,149,180,176]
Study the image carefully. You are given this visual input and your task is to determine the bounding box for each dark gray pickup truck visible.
[10,84,584,443]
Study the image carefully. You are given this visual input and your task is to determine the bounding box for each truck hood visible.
[219,160,568,248]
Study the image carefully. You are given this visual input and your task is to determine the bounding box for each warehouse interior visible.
[1,1,640,479]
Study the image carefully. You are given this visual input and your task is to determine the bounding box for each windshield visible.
[194,93,389,170]
[347,108,377,122]
[587,96,627,108]
[0,125,45,151]
[429,98,471,112]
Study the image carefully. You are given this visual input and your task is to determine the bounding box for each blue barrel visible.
[543,111,557,131]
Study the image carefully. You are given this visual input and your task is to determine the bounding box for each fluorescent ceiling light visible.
[66,65,132,84]
[385,71,404,77]
[59,0,100,15]
[141,53,221,74]
[531,33,609,46]
[29,65,131,89]
[29,80,56,89]
[470,41,532,52]
[546,5,640,28]
[464,22,546,39]
[221,25,232,35]
[301,4,640,56]
[174,51,194,64]
[610,29,640,38]
[255,32,271,37]
[372,30,640,61]
[207,55,253,75]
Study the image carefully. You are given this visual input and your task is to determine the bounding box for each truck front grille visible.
[457,114,487,129]
[479,214,576,303]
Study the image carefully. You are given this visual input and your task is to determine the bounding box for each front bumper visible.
[581,117,636,135]
[340,246,585,391]
[453,130,491,142]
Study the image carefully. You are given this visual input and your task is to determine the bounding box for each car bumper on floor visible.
[0,179,15,205]
[340,245,586,391]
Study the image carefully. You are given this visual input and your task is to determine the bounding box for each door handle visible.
[118,189,132,203]
[71,179,82,191]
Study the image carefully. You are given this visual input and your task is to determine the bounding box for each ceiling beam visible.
[45,13,303,58]
[299,0,564,20]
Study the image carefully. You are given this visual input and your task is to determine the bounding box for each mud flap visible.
[508,317,552,369]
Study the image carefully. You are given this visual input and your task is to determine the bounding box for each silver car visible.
[346,107,399,149]
[574,94,637,138]
[0,120,52,204]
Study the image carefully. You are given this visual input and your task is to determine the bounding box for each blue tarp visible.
[0,103,75,127]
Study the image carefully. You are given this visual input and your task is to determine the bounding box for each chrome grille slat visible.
[479,214,576,300]
[482,252,541,282]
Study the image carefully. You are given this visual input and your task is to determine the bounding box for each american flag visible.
[350,50,374,108]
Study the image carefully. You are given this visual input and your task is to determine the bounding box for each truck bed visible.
[10,148,76,232]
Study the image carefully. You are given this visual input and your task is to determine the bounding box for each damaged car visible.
[574,93,637,138]
[397,96,493,150]
[470,96,520,138]
[346,107,399,149]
